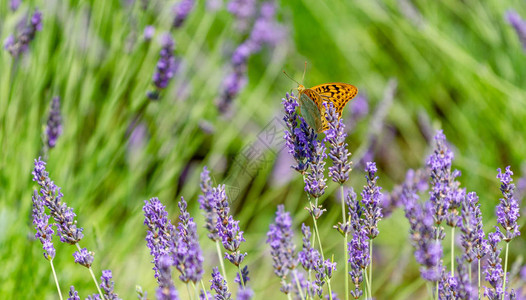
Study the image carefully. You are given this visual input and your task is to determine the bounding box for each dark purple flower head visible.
[460,192,487,263]
[148,34,178,99]
[172,0,194,28]
[324,102,352,184]
[73,248,94,268]
[266,205,297,281]
[173,197,204,283]
[68,286,80,300]
[32,158,84,244]
[496,166,520,242]
[100,270,120,300]
[198,167,220,241]
[156,255,179,300]
[506,10,526,50]
[210,267,232,300]
[10,0,21,11]
[143,197,176,280]
[348,228,369,298]
[484,229,503,300]
[144,26,155,41]
[304,137,327,199]
[31,190,55,260]
[361,162,383,239]
[235,265,250,287]
[282,92,316,173]
[427,130,463,234]
[4,9,42,57]
[45,96,62,149]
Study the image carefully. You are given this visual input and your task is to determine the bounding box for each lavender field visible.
[1,0,526,299]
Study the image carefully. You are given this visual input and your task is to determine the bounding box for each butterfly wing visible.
[311,83,358,117]
[299,89,324,133]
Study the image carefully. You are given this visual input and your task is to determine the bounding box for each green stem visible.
[75,244,104,299]
[49,259,63,300]
[369,240,373,299]
[501,243,509,300]
[451,227,455,276]
[435,229,439,300]
[341,185,349,300]
[237,265,245,288]
[186,284,192,300]
[477,259,481,300]
[363,268,370,300]
[311,198,332,300]
[215,240,228,283]
[200,280,209,300]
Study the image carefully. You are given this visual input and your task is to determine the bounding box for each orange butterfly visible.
[285,67,358,132]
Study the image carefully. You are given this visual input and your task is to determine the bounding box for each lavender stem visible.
[76,243,104,299]
[49,260,63,300]
[501,243,509,300]
[200,280,209,300]
[292,271,305,300]
[477,260,481,300]
[311,199,333,300]
[215,240,228,288]
[369,240,373,298]
[451,227,455,276]
[341,185,349,300]
[237,266,245,287]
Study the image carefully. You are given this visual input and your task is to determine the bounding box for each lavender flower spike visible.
[460,192,487,263]
[157,255,180,300]
[266,205,297,293]
[361,162,383,239]
[143,197,176,280]
[46,96,63,149]
[4,9,42,57]
[484,229,503,300]
[73,248,94,268]
[100,270,121,300]
[68,286,80,300]
[173,197,204,283]
[324,102,352,184]
[198,167,220,241]
[496,166,521,242]
[506,10,526,50]
[31,190,55,260]
[282,92,316,173]
[304,134,327,199]
[148,34,177,99]
[214,185,247,266]
[172,0,195,28]
[32,158,84,244]
[210,267,232,300]
[348,228,369,299]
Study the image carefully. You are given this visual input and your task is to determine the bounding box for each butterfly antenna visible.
[301,61,307,84]
[282,70,300,86]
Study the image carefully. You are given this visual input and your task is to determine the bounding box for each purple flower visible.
[496,166,521,242]
[210,267,232,300]
[227,0,257,32]
[148,34,178,99]
[156,255,179,300]
[214,185,247,266]
[32,158,84,244]
[217,71,247,113]
[404,194,443,282]
[31,190,55,260]
[45,96,62,149]
[73,248,94,268]
[236,287,254,300]
[144,26,155,41]
[303,136,327,199]
[100,270,120,300]
[427,130,463,236]
[282,93,316,173]
[4,9,42,57]
[361,162,383,239]
[298,223,320,272]
[506,10,526,50]
[348,228,369,298]
[266,205,297,291]
[68,286,80,300]
[460,192,487,263]
[324,102,352,184]
[172,0,194,28]
[198,167,220,241]
[382,168,428,218]
[10,0,21,11]
[247,2,285,48]
[235,265,250,287]
[173,197,204,283]
[484,229,503,300]
[143,197,176,280]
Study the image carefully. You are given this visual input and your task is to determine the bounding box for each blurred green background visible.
[1,0,525,298]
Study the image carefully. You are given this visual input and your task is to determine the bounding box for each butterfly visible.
[296,83,358,132]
